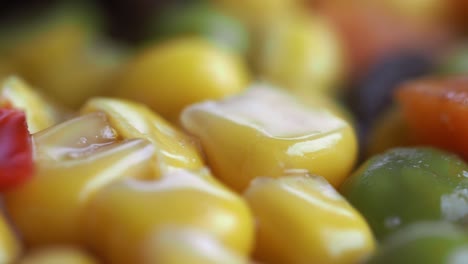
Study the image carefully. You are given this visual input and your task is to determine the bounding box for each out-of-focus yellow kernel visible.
[113,38,250,122]
[17,247,99,264]
[0,213,21,264]
[255,14,344,94]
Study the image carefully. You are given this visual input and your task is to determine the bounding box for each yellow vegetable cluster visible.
[0,0,384,263]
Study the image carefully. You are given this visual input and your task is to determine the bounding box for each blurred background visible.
[1,0,468,156]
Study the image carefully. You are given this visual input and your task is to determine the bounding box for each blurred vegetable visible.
[396,76,468,160]
[0,2,125,109]
[245,174,375,264]
[367,222,468,264]
[318,1,450,79]
[341,148,468,240]
[18,247,99,264]
[83,169,254,264]
[0,108,34,191]
[182,85,357,191]
[212,0,300,29]
[348,52,433,132]
[447,0,468,32]
[0,213,21,264]
[149,3,249,54]
[142,229,248,264]
[366,106,414,156]
[438,45,468,74]
[0,77,63,133]
[255,14,344,94]
[114,38,250,122]
[4,113,155,246]
[0,2,100,53]
[361,0,448,24]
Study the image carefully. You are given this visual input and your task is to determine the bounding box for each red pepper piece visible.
[0,108,34,191]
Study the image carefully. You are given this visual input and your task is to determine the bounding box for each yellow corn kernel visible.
[0,213,21,264]
[1,6,122,109]
[255,14,344,94]
[4,113,155,246]
[244,174,376,264]
[0,76,61,133]
[32,46,123,109]
[142,228,249,264]
[5,20,89,74]
[81,97,205,177]
[3,20,83,104]
[18,247,99,264]
[113,38,250,122]
[83,169,255,264]
[181,85,357,191]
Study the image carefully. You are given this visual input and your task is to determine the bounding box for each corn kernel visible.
[244,174,375,264]
[182,85,357,191]
[83,169,254,264]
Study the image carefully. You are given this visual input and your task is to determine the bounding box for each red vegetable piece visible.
[0,108,34,191]
[396,76,468,160]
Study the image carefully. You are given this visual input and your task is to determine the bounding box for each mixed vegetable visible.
[0,0,467,263]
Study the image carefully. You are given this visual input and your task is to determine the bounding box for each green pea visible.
[438,46,468,75]
[340,147,468,240]
[367,221,468,264]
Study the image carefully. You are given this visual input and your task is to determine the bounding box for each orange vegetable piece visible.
[396,76,468,160]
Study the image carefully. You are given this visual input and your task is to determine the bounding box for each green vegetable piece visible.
[367,221,468,264]
[438,46,468,75]
[149,3,249,54]
[340,147,468,240]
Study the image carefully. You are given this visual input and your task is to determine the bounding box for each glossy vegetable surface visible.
[245,174,375,264]
[81,98,205,177]
[4,113,155,246]
[84,169,254,264]
[396,77,468,160]
[0,1,467,263]
[341,148,468,240]
[367,222,468,264]
[182,85,357,191]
